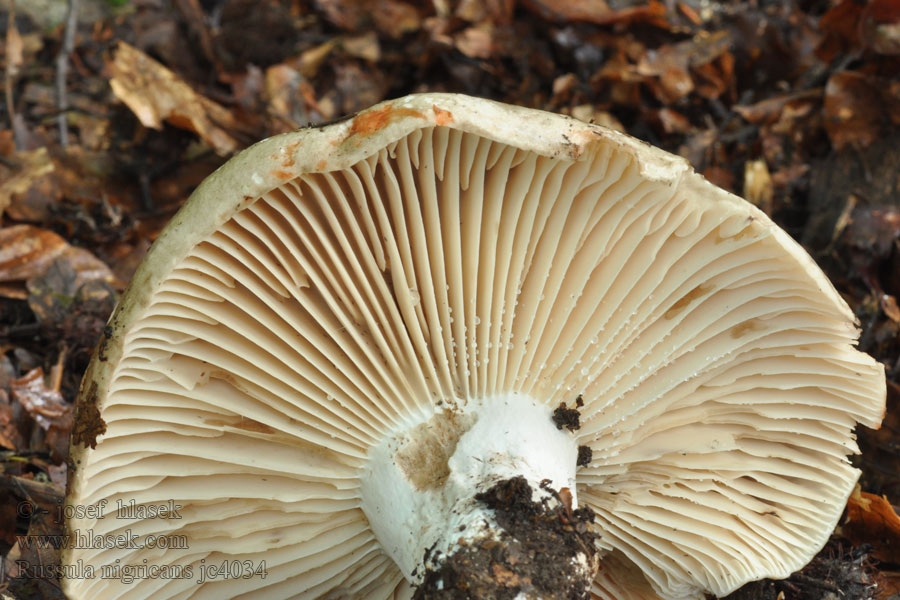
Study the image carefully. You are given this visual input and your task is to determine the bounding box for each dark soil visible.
[721,541,878,600]
[414,476,599,600]
[576,445,592,467]
[552,402,582,432]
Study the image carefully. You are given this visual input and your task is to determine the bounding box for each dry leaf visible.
[265,64,311,129]
[0,148,55,219]
[0,394,24,451]
[0,225,115,300]
[2,475,66,599]
[860,0,900,55]
[5,9,23,78]
[296,40,338,79]
[882,294,900,323]
[817,0,865,61]
[744,159,774,215]
[342,32,381,62]
[316,0,420,38]
[10,368,74,462]
[455,26,495,59]
[840,486,900,563]
[371,0,421,38]
[655,108,693,134]
[108,42,240,155]
[734,89,822,125]
[521,0,666,25]
[637,30,731,77]
[824,71,883,151]
[10,369,71,430]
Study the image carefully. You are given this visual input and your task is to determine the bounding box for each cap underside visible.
[65,99,885,600]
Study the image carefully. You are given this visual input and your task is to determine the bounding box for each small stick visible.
[49,345,68,393]
[55,0,80,146]
[4,0,18,146]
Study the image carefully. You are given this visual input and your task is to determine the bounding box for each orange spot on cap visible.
[349,103,426,137]
[433,105,454,126]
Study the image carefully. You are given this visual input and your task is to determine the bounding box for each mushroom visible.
[63,93,885,599]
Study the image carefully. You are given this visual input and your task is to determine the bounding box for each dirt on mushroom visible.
[414,476,600,600]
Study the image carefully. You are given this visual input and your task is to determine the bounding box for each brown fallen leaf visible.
[637,30,731,77]
[880,572,900,596]
[10,369,71,428]
[456,0,515,24]
[316,0,421,38]
[817,0,866,61]
[839,485,900,564]
[734,89,822,125]
[10,368,73,462]
[860,0,900,55]
[654,107,693,134]
[108,41,240,155]
[824,71,884,151]
[520,0,666,26]
[0,148,55,219]
[637,31,730,103]
[2,474,66,599]
[455,25,495,60]
[882,294,900,323]
[0,390,24,451]
[0,225,116,300]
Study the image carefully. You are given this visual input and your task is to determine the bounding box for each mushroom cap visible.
[64,93,885,599]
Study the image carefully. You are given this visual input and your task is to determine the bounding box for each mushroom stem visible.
[361,394,599,598]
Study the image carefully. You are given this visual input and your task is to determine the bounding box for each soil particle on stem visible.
[552,401,582,432]
[576,445,592,467]
[413,476,600,600]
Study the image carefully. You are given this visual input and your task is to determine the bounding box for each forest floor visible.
[1,0,900,598]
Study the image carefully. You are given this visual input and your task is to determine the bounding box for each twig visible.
[49,345,68,393]
[55,0,80,146]
[4,0,19,147]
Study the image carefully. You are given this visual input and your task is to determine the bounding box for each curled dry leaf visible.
[0,225,116,300]
[10,369,71,430]
[637,30,731,103]
[108,42,240,155]
[840,486,900,564]
[734,89,822,126]
[637,30,731,77]
[10,368,74,461]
